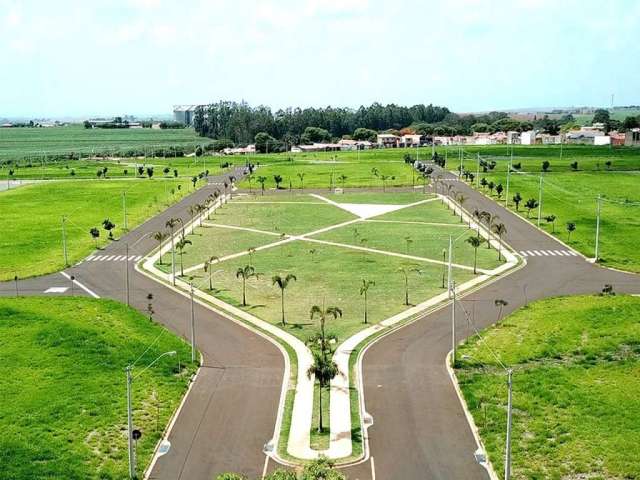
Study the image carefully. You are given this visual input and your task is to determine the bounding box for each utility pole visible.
[125,243,130,306]
[594,194,601,261]
[190,282,196,363]
[126,365,136,479]
[504,369,513,480]
[171,234,176,286]
[447,235,453,299]
[123,192,128,231]
[451,281,456,365]
[61,216,69,266]
[505,151,512,208]
[537,175,543,227]
[476,152,480,188]
[459,146,463,177]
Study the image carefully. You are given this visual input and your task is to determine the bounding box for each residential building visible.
[400,134,422,147]
[625,129,640,146]
[377,133,400,148]
[609,132,625,146]
[507,131,521,144]
[520,130,538,145]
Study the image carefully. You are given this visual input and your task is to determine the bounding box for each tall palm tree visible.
[307,352,338,433]
[203,255,220,290]
[398,267,419,305]
[236,265,258,306]
[153,231,168,265]
[272,273,297,326]
[456,194,467,223]
[165,218,180,272]
[310,304,343,358]
[257,176,267,196]
[360,279,375,324]
[188,205,197,230]
[175,237,192,276]
[494,298,508,322]
[492,223,507,260]
[466,236,484,274]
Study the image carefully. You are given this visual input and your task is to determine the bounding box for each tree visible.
[524,198,538,218]
[495,183,504,198]
[204,255,220,291]
[605,160,612,170]
[274,174,283,189]
[488,181,495,195]
[359,279,375,324]
[297,172,305,191]
[542,160,550,172]
[352,128,377,142]
[137,166,144,177]
[163,166,170,176]
[545,214,557,233]
[255,132,278,153]
[102,218,116,239]
[89,227,100,247]
[622,115,639,130]
[257,176,267,195]
[191,176,198,189]
[404,236,413,254]
[592,108,610,125]
[310,304,343,359]
[307,353,338,434]
[175,237,192,276]
[491,223,507,260]
[146,166,154,178]
[570,161,578,171]
[513,192,522,211]
[566,222,576,241]
[466,236,484,274]
[338,174,348,189]
[236,265,258,306]
[494,299,508,322]
[272,274,297,326]
[480,177,488,189]
[153,231,168,265]
[301,126,331,144]
[456,194,467,222]
[301,457,346,480]
[398,266,419,305]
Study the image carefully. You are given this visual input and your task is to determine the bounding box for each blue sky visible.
[2,0,639,118]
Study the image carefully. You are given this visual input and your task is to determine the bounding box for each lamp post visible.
[594,194,602,261]
[126,351,176,479]
[190,282,196,363]
[504,368,513,480]
[537,175,543,227]
[61,216,69,266]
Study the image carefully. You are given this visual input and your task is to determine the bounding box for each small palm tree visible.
[236,265,258,306]
[310,304,343,357]
[297,172,305,191]
[272,274,297,326]
[89,227,100,248]
[545,214,557,233]
[257,176,267,195]
[495,299,508,322]
[525,198,538,218]
[153,231,168,264]
[398,267,419,306]
[307,352,338,433]
[338,174,347,188]
[491,223,507,260]
[456,194,467,223]
[360,279,375,324]
[175,237,192,276]
[247,247,257,265]
[466,236,484,274]
[404,236,413,255]
[566,222,576,241]
[203,255,220,290]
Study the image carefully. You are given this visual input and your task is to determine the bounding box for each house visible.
[377,133,400,148]
[538,134,562,145]
[489,132,508,144]
[338,139,372,150]
[593,135,611,146]
[433,136,453,146]
[520,130,538,145]
[295,143,341,152]
[609,132,625,146]
[507,131,521,144]
[223,144,256,155]
[625,129,640,146]
[400,134,422,147]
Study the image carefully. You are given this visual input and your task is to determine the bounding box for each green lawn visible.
[466,171,640,271]
[456,295,640,480]
[187,240,474,343]
[0,179,196,280]
[325,191,430,204]
[0,297,196,480]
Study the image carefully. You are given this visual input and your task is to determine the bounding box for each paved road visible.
[1,169,284,480]
[342,166,639,480]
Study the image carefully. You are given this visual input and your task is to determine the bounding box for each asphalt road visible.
[341,166,639,480]
[2,165,638,480]
[1,169,284,480]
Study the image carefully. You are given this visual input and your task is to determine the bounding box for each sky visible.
[2,0,640,118]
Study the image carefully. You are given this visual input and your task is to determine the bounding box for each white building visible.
[400,134,422,147]
[377,133,400,148]
[507,131,521,144]
[520,130,538,145]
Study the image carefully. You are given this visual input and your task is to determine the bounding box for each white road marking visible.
[92,255,104,261]
[60,272,100,298]
[44,287,68,293]
[86,255,95,261]
[520,251,528,257]
[540,250,549,256]
[371,456,376,480]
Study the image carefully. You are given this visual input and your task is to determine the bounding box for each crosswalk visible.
[519,249,577,257]
[83,254,143,263]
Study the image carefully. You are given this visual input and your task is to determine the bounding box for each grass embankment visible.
[457,295,640,479]
[0,179,196,280]
[461,169,640,272]
[0,297,197,480]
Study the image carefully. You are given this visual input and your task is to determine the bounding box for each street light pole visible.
[123,192,128,231]
[504,369,513,480]
[451,281,456,366]
[61,216,69,266]
[447,235,453,299]
[476,152,480,188]
[594,194,602,261]
[537,175,543,227]
[505,151,512,208]
[125,243,130,306]
[190,282,196,363]
[126,365,135,479]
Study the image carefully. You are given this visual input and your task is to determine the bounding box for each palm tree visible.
[247,174,254,194]
[466,236,484,274]
[360,279,375,324]
[236,265,258,306]
[203,255,219,290]
[310,304,343,357]
[307,352,338,433]
[441,248,447,288]
[338,174,347,189]
[229,175,236,199]
[513,192,522,211]
[153,231,168,265]
[494,299,508,322]
[257,176,267,195]
[491,223,507,260]
[525,198,538,218]
[89,227,100,248]
[175,237,192,276]
[404,236,413,255]
[247,247,257,265]
[398,267,419,305]
[165,218,180,270]
[188,205,197,230]
[566,222,576,241]
[272,274,297,326]
[545,214,557,233]
[456,194,467,222]
[297,172,305,191]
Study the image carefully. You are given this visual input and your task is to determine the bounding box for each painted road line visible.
[555,250,566,256]
[547,250,557,256]
[520,251,528,257]
[86,255,95,261]
[568,251,578,256]
[60,272,100,298]
[540,250,549,256]
[93,255,105,261]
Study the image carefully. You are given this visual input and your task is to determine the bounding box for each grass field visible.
[0,124,204,160]
[456,295,640,480]
[462,170,640,272]
[0,297,196,480]
[0,179,196,280]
